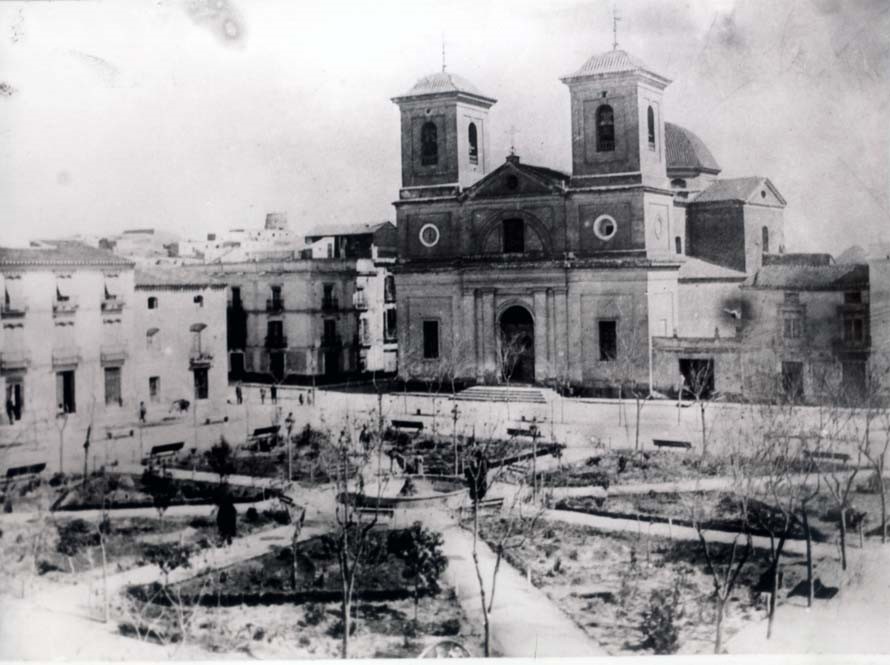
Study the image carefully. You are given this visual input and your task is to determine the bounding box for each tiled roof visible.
[746,264,869,290]
[665,123,721,175]
[395,72,495,102]
[135,267,227,289]
[561,49,667,82]
[304,221,394,239]
[0,243,133,267]
[693,177,785,205]
[679,257,747,281]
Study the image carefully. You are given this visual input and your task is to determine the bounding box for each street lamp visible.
[530,416,539,504]
[285,412,295,483]
[451,404,460,476]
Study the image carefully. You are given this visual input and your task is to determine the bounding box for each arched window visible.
[468,122,478,164]
[762,226,770,254]
[647,106,656,148]
[384,275,396,303]
[675,236,683,255]
[596,105,615,152]
[421,122,438,166]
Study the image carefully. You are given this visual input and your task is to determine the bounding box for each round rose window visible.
[419,223,440,248]
[593,215,617,241]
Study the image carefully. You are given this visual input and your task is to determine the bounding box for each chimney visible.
[265,212,288,231]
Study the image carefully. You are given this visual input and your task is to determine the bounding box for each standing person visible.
[298,393,304,406]
[270,384,278,404]
[138,401,147,424]
[5,396,14,424]
[235,383,243,405]
[260,387,266,405]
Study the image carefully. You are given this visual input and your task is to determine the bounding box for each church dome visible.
[395,71,496,103]
[561,48,670,84]
[665,122,721,175]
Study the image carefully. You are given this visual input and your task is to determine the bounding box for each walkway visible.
[440,525,607,657]
[541,508,838,557]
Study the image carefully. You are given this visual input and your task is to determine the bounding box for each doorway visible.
[499,305,535,384]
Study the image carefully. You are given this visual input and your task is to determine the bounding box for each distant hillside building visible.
[179,212,305,263]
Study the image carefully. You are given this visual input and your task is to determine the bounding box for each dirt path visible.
[439,525,608,657]
[540,508,839,557]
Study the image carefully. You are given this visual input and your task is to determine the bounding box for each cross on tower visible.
[612,7,621,51]
[441,35,446,72]
[507,125,519,156]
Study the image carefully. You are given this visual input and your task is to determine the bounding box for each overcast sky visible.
[1,0,888,254]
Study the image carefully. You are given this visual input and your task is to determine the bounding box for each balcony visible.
[101,297,125,313]
[833,335,871,353]
[52,347,81,367]
[189,349,214,368]
[0,350,30,372]
[100,344,128,365]
[266,298,284,314]
[321,297,339,312]
[264,335,288,349]
[0,302,27,319]
[53,297,79,316]
[321,334,341,347]
[353,292,368,310]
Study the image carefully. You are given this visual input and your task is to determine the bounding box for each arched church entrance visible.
[498,305,535,384]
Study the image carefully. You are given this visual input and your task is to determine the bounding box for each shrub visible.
[37,560,62,575]
[567,548,579,561]
[189,515,212,529]
[3,497,12,513]
[431,617,461,636]
[640,583,682,654]
[49,472,67,488]
[143,542,194,580]
[262,508,291,525]
[245,507,260,523]
[302,602,326,626]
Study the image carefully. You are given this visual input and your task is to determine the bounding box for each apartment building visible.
[133,268,228,416]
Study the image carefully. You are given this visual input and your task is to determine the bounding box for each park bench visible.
[507,426,540,438]
[804,450,851,463]
[652,439,692,450]
[460,497,505,518]
[248,425,280,452]
[2,462,46,486]
[355,505,395,519]
[391,419,424,432]
[143,441,184,465]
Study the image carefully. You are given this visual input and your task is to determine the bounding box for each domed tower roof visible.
[665,123,721,176]
[392,71,496,105]
[560,48,670,86]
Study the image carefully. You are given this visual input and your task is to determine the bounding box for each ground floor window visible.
[193,368,209,400]
[423,320,439,359]
[229,352,244,379]
[781,361,804,400]
[149,376,160,402]
[598,320,617,361]
[5,380,24,422]
[104,367,122,406]
[56,370,76,414]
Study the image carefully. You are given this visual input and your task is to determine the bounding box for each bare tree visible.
[320,409,389,659]
[856,355,890,543]
[683,361,715,457]
[463,436,543,657]
[600,310,651,452]
[496,330,528,386]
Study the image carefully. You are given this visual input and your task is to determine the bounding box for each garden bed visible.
[477,516,837,655]
[51,472,275,511]
[119,527,483,658]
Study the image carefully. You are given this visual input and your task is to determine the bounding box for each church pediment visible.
[460,156,569,202]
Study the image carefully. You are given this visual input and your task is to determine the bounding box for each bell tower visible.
[560,49,671,190]
[392,71,497,193]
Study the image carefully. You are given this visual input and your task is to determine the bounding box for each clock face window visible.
[654,216,664,239]
[419,223,440,248]
[593,215,617,241]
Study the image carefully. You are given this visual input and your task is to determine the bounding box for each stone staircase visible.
[453,385,558,404]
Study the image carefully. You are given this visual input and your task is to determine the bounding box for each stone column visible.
[553,287,568,381]
[461,291,476,379]
[533,290,549,381]
[481,289,496,380]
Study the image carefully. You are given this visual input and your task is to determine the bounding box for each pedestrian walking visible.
[260,387,266,404]
[298,393,304,406]
[5,397,14,424]
[270,384,278,404]
[235,383,243,405]
[138,401,147,424]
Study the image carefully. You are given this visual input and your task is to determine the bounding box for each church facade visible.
[391,48,783,393]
